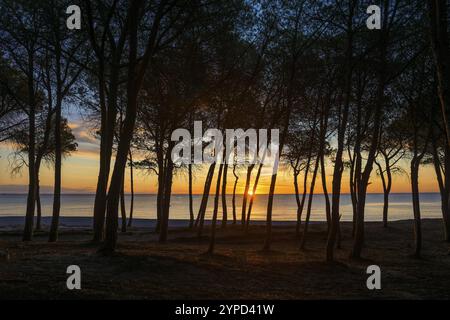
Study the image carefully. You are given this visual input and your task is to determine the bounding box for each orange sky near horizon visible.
[0,141,440,195]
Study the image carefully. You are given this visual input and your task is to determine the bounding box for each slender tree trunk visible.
[300,155,320,249]
[49,79,63,243]
[92,49,122,242]
[35,166,42,231]
[381,160,392,228]
[411,158,422,258]
[120,175,127,233]
[188,163,194,228]
[428,0,450,149]
[442,144,450,241]
[263,120,291,251]
[326,18,354,260]
[350,3,389,259]
[128,151,134,227]
[293,171,301,234]
[241,165,254,226]
[159,144,175,243]
[231,164,238,224]
[221,164,228,228]
[245,162,264,233]
[348,146,358,237]
[23,54,36,242]
[208,161,224,254]
[156,152,165,233]
[196,163,216,237]
[320,153,331,228]
[102,1,143,253]
[296,155,311,237]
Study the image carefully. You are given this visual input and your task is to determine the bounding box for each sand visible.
[0,217,449,299]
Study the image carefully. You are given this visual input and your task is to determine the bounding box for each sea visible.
[0,193,444,221]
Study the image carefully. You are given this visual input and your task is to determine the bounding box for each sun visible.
[248,190,254,196]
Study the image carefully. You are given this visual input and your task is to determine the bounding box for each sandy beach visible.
[1,217,449,299]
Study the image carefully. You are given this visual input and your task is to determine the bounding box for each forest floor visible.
[0,218,449,299]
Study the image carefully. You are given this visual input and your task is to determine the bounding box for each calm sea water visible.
[0,193,443,221]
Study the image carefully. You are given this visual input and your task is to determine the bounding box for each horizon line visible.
[0,192,442,196]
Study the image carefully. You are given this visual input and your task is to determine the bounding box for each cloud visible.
[68,122,99,145]
[0,184,93,194]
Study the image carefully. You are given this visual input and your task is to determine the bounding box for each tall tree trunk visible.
[102,1,143,253]
[245,162,264,233]
[348,146,358,237]
[92,92,108,241]
[196,163,216,237]
[437,143,450,241]
[156,151,165,233]
[49,43,63,243]
[120,175,127,233]
[23,54,36,242]
[263,117,291,250]
[188,163,194,228]
[428,0,450,149]
[296,154,312,237]
[300,155,320,249]
[231,164,238,224]
[221,164,228,228]
[208,161,224,254]
[376,156,392,228]
[35,168,42,231]
[443,145,450,241]
[241,165,254,226]
[350,1,389,259]
[320,153,331,228]
[92,49,122,242]
[293,171,301,234]
[326,2,354,260]
[411,158,422,258]
[159,144,175,243]
[128,150,134,227]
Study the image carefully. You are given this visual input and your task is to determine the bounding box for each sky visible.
[0,112,440,195]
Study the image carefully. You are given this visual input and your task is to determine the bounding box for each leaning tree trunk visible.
[207,161,224,254]
[195,163,214,226]
[300,154,320,250]
[245,162,264,233]
[296,131,315,237]
[196,163,216,237]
